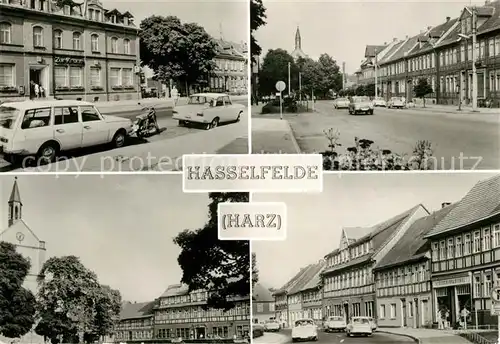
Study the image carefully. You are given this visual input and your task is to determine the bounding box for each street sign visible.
[276,92,281,97]
[275,81,286,92]
[491,287,500,302]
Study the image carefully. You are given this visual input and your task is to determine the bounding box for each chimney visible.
[384,41,387,45]
[406,35,409,39]
[441,202,451,208]
[393,37,398,42]
[427,26,432,30]
[446,16,451,22]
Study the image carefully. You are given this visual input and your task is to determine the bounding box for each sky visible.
[252,172,499,290]
[255,0,486,74]
[0,174,210,303]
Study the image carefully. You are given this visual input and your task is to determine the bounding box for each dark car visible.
[348,96,374,115]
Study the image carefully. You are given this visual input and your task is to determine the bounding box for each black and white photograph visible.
[251,0,500,170]
[0,0,248,172]
[252,173,500,344]
[0,175,251,344]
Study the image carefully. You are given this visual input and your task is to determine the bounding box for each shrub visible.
[320,128,434,171]
[261,98,309,114]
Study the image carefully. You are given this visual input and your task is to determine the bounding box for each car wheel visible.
[206,117,219,130]
[178,120,185,127]
[112,130,126,148]
[346,331,351,337]
[313,337,318,341]
[37,142,59,165]
[369,110,374,115]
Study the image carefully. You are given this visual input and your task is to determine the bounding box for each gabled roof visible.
[273,265,313,295]
[425,175,500,238]
[429,17,458,39]
[378,40,405,64]
[288,264,321,295]
[300,261,326,292]
[375,203,458,271]
[344,227,373,241]
[477,1,500,34]
[0,219,42,243]
[253,283,274,302]
[159,284,189,298]
[389,33,423,62]
[120,301,156,320]
[436,21,461,48]
[365,45,386,58]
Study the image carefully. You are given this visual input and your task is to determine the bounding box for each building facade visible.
[300,261,325,323]
[425,175,500,327]
[114,302,155,342]
[374,203,456,328]
[321,206,429,322]
[210,39,247,95]
[356,0,500,107]
[0,0,141,102]
[153,284,250,340]
[252,283,275,324]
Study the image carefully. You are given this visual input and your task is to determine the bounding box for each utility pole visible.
[472,8,478,111]
[374,48,378,99]
[342,62,346,90]
[288,62,291,96]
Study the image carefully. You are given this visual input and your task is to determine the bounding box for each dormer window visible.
[124,17,129,25]
[63,5,70,15]
[111,15,116,23]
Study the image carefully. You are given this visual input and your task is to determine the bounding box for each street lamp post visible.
[288,62,291,97]
[471,8,478,112]
[456,84,462,111]
[374,48,378,99]
[299,72,302,102]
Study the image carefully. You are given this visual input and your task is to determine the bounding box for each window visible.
[485,273,493,296]
[0,22,12,44]
[409,301,413,317]
[33,26,43,47]
[465,234,472,255]
[72,32,81,50]
[122,68,132,86]
[90,67,101,87]
[455,236,462,257]
[474,275,481,298]
[110,68,120,87]
[21,108,51,129]
[496,37,500,56]
[484,228,491,251]
[53,29,62,49]
[54,66,67,87]
[473,231,481,253]
[256,303,264,312]
[111,37,118,53]
[81,106,101,122]
[91,34,99,51]
[379,304,386,318]
[216,97,224,106]
[489,38,495,57]
[123,38,130,54]
[69,67,82,87]
[439,240,446,259]
[447,238,454,258]
[0,64,14,87]
[494,224,500,248]
[223,96,232,105]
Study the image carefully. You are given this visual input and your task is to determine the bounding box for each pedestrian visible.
[171,85,179,106]
[39,85,45,98]
[29,80,35,99]
[34,83,40,99]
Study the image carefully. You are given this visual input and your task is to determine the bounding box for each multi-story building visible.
[210,39,247,95]
[154,284,250,340]
[0,0,141,102]
[300,260,326,323]
[424,175,500,327]
[114,301,156,342]
[356,0,500,107]
[321,205,429,322]
[373,203,457,328]
[252,283,275,324]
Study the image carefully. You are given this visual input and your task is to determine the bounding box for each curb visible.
[253,332,289,344]
[378,330,421,344]
[284,120,302,154]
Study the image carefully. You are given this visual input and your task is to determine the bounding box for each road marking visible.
[340,339,344,343]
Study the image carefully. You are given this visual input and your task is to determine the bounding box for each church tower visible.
[291,25,307,59]
[8,176,22,227]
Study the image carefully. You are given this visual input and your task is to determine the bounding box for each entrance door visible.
[415,300,420,328]
[196,327,205,339]
[402,299,407,327]
[343,303,349,322]
[422,300,428,327]
[29,69,41,98]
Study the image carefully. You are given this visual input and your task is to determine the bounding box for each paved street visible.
[273,329,414,344]
[1,98,248,172]
[252,100,500,170]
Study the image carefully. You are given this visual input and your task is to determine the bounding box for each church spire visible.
[8,177,22,227]
[295,25,301,50]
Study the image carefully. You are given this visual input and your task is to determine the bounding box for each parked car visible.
[387,96,406,109]
[0,99,133,164]
[173,92,244,130]
[333,97,350,109]
[264,320,280,332]
[323,316,346,332]
[346,317,373,337]
[372,97,387,107]
[252,323,264,338]
[292,319,318,342]
[348,96,374,115]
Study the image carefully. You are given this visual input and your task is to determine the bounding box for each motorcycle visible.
[133,103,160,138]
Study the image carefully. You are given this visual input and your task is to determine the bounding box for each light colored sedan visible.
[346,317,373,337]
[292,319,318,342]
[324,316,346,332]
[387,96,406,109]
[173,93,245,130]
[333,97,350,109]
[348,97,374,115]
[372,97,387,107]
[264,320,280,332]
[0,100,133,164]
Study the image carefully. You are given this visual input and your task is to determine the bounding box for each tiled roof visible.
[375,203,458,270]
[344,227,373,241]
[426,175,500,238]
[253,284,274,302]
[274,265,313,295]
[120,301,156,320]
[9,178,21,204]
[379,41,405,64]
[436,21,461,48]
[429,18,458,39]
[159,284,189,298]
[215,39,247,57]
[365,45,387,58]
[300,261,326,292]
[389,34,421,62]
[288,264,321,295]
[477,1,500,34]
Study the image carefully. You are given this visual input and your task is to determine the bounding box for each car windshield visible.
[354,97,369,103]
[188,95,214,105]
[353,318,370,324]
[328,317,343,321]
[337,98,348,101]
[391,97,402,101]
[0,106,20,129]
[295,320,314,326]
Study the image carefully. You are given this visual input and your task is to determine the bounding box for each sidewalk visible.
[251,118,301,154]
[253,332,288,344]
[379,327,474,344]
[409,103,500,115]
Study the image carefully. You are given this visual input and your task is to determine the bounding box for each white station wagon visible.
[173,93,245,130]
[0,100,133,164]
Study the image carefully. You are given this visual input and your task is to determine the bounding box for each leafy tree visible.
[174,193,250,311]
[355,84,366,96]
[35,256,119,344]
[251,253,258,287]
[0,242,37,339]
[414,77,433,107]
[316,54,342,97]
[365,83,375,97]
[250,0,266,62]
[139,15,218,95]
[259,49,298,97]
[301,58,322,96]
